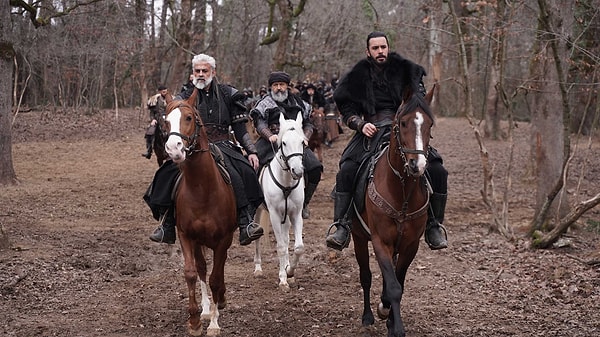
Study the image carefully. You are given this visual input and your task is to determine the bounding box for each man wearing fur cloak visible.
[325,31,448,251]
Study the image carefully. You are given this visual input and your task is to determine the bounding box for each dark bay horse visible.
[152,116,170,166]
[163,89,237,336]
[307,108,327,162]
[351,85,436,337]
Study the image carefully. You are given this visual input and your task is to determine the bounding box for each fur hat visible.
[268,71,291,86]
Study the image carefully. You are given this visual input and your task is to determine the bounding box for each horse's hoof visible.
[218,298,227,310]
[279,282,290,292]
[285,266,294,279]
[188,323,203,336]
[377,302,390,320]
[206,327,221,336]
[200,312,211,321]
[253,269,264,278]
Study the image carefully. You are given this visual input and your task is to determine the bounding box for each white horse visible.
[254,112,305,290]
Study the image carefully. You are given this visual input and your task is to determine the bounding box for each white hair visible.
[192,54,216,70]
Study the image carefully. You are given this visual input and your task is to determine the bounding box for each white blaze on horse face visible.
[414,112,427,174]
[165,108,186,163]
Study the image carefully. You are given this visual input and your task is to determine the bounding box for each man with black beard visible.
[325,31,449,251]
[250,71,323,219]
[144,53,264,246]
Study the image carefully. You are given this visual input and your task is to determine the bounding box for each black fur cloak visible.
[333,52,426,123]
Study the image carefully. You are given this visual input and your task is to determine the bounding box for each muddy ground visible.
[1,108,599,337]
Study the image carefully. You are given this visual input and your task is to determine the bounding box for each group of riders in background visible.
[143,75,344,162]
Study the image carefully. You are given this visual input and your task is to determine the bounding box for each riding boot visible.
[425,192,448,250]
[325,191,353,251]
[302,182,318,219]
[142,135,153,159]
[149,207,176,244]
[238,205,264,246]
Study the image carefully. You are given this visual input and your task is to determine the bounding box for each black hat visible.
[158,85,167,90]
[268,71,291,86]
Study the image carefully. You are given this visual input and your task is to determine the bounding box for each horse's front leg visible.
[372,239,405,337]
[270,212,291,290]
[205,242,230,337]
[287,211,304,279]
[353,232,374,326]
[179,237,203,336]
[195,246,211,320]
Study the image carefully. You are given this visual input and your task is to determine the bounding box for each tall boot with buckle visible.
[302,182,318,219]
[425,192,448,250]
[238,204,264,246]
[149,207,176,244]
[142,135,153,159]
[325,191,353,251]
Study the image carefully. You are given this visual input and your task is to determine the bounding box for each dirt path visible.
[1,109,599,337]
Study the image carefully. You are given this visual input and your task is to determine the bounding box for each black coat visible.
[333,52,426,127]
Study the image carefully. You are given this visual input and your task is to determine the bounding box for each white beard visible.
[271,90,288,102]
[194,76,213,90]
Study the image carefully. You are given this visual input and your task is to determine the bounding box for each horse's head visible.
[393,84,435,177]
[276,112,305,180]
[163,89,205,163]
[310,108,325,129]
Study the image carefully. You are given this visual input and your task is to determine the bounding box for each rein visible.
[168,103,209,155]
[268,135,304,224]
[391,123,428,177]
[367,111,430,253]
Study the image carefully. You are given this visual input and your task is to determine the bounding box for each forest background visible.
[2,0,600,246]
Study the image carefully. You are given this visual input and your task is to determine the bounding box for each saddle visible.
[351,144,388,215]
[170,143,232,201]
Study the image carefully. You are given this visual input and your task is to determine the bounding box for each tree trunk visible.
[528,0,571,232]
[427,0,443,114]
[0,0,18,186]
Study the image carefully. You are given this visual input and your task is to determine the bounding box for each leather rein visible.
[167,102,209,156]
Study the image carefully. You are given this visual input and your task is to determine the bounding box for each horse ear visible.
[425,84,435,105]
[296,112,302,125]
[188,87,199,106]
[165,92,173,104]
[279,112,286,126]
[402,87,414,104]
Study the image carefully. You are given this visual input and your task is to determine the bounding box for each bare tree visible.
[1,0,17,186]
[260,0,307,70]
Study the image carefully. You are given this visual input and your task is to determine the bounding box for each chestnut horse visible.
[351,86,435,337]
[307,108,327,162]
[163,88,237,336]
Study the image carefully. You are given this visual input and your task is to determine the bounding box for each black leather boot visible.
[302,182,318,219]
[325,192,353,251]
[425,192,448,250]
[238,205,264,246]
[142,135,153,159]
[149,207,176,244]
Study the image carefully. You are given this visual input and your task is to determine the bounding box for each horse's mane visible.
[398,94,434,125]
[166,100,195,113]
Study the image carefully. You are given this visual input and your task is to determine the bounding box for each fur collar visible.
[334,52,426,116]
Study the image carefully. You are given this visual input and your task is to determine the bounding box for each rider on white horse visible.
[250,71,323,220]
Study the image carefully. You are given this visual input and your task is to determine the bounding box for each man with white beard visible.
[144,54,264,246]
[250,71,323,219]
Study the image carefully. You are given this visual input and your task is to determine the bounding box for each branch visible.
[10,0,104,28]
[532,193,600,249]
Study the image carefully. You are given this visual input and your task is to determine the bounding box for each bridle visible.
[267,126,305,224]
[167,102,209,155]
[389,109,429,178]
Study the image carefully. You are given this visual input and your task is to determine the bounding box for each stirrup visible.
[325,223,351,251]
[239,222,264,246]
[424,223,448,250]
